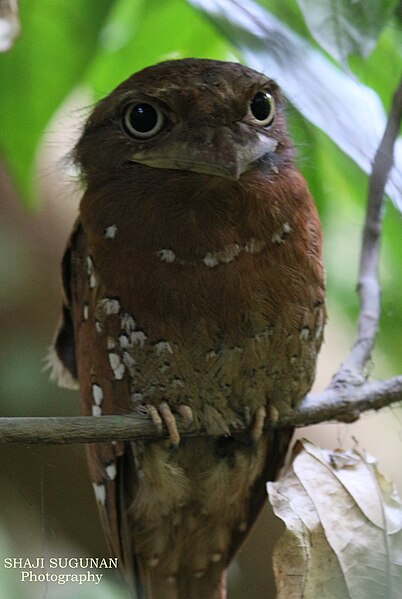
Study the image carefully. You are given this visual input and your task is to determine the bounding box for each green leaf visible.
[296,0,398,65]
[84,0,233,102]
[0,0,114,206]
[349,23,402,110]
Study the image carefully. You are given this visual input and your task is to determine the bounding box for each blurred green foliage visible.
[0,0,114,199]
[86,0,232,97]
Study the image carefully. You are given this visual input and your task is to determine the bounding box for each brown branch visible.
[331,78,402,387]
[283,376,402,427]
[0,376,401,444]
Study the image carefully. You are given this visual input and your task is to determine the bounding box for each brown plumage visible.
[49,58,325,599]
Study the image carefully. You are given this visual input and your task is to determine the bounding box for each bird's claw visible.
[146,402,193,447]
[251,406,266,441]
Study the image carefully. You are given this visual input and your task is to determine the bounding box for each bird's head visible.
[75,58,293,184]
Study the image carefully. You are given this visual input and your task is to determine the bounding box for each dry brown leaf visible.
[267,439,402,599]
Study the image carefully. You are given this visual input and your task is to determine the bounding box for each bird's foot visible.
[146,402,193,447]
[251,405,266,441]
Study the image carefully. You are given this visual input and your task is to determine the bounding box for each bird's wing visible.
[45,220,81,390]
[48,220,141,598]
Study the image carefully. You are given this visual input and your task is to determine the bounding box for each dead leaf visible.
[267,439,402,599]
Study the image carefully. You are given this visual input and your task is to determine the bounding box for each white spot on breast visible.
[218,243,241,264]
[121,313,136,333]
[271,232,283,244]
[245,238,256,253]
[156,249,176,263]
[203,253,220,267]
[105,463,117,480]
[119,334,129,348]
[92,405,102,416]
[155,341,173,355]
[155,238,269,269]
[92,483,106,505]
[108,353,125,379]
[123,351,136,376]
[100,298,120,315]
[107,337,116,350]
[86,256,97,288]
[92,384,103,405]
[272,222,292,244]
[300,327,310,341]
[131,331,147,347]
[83,303,89,321]
[104,224,117,239]
[245,238,266,253]
[203,240,265,267]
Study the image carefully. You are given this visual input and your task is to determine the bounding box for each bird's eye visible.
[249,91,275,127]
[122,102,165,139]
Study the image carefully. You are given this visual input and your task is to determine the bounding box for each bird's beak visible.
[129,127,278,180]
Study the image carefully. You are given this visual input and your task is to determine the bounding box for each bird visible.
[48,58,325,599]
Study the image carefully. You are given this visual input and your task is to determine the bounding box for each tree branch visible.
[331,77,402,387]
[1,376,401,444]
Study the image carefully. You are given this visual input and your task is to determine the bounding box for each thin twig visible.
[0,376,401,444]
[331,78,402,387]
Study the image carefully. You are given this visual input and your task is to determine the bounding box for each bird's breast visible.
[78,167,325,429]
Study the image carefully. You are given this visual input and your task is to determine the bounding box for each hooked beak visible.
[129,126,278,180]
